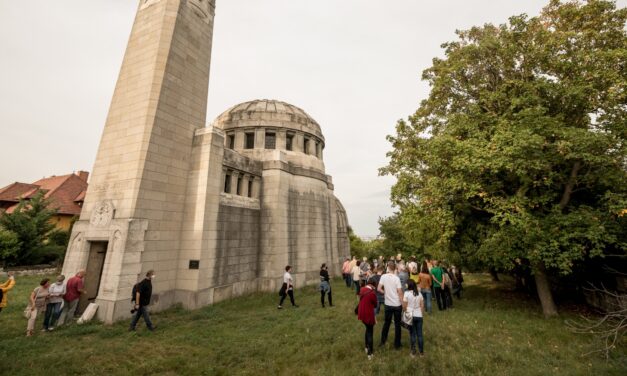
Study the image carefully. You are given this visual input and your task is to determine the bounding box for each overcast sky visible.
[2,0,622,236]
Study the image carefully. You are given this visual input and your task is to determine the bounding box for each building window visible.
[236,176,242,195]
[245,132,255,149]
[265,131,276,149]
[224,171,232,193]
[304,137,310,155]
[248,179,254,198]
[286,133,294,151]
[226,133,235,149]
[315,141,321,158]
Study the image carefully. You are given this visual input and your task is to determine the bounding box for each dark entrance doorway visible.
[78,241,108,314]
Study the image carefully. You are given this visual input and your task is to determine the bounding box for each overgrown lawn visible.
[0,274,624,375]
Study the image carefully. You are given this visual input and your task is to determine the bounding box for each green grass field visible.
[0,274,624,375]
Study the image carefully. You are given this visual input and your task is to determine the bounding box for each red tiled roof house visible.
[0,171,89,231]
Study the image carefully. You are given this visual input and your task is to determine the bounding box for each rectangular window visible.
[248,180,254,198]
[236,176,242,195]
[304,137,310,155]
[224,172,231,193]
[286,133,294,151]
[315,141,320,158]
[227,133,235,149]
[265,132,276,149]
[245,133,255,149]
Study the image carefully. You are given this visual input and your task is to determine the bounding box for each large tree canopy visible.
[381,0,627,316]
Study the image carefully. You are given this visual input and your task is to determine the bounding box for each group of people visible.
[22,271,86,336]
[343,255,464,359]
[0,268,157,336]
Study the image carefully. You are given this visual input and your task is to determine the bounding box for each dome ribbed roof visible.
[213,99,323,139]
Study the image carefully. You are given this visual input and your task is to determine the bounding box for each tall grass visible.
[0,273,624,375]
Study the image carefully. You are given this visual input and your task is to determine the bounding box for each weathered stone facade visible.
[62,0,349,323]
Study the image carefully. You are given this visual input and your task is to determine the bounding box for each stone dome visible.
[212,99,324,141]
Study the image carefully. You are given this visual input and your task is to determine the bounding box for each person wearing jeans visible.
[403,279,425,357]
[342,258,352,288]
[129,270,155,331]
[378,261,404,349]
[43,275,65,331]
[418,262,432,314]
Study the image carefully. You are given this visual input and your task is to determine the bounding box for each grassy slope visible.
[0,274,624,376]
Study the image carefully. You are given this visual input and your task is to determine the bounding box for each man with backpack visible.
[129,270,156,332]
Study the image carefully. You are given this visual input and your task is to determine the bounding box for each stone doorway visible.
[78,241,108,314]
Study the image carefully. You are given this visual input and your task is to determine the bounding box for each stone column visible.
[255,128,265,149]
[294,133,304,153]
[277,130,287,151]
[63,0,218,323]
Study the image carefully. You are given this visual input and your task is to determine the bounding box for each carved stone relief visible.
[90,200,115,227]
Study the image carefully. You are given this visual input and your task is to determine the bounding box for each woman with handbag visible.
[403,279,425,357]
[319,264,333,308]
[357,280,378,360]
[25,278,50,337]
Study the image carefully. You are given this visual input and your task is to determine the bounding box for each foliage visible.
[381,0,627,315]
[0,229,21,267]
[377,214,416,258]
[0,274,624,375]
[0,191,68,266]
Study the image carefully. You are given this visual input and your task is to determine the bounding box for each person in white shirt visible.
[377,261,404,349]
[278,265,298,309]
[351,261,362,295]
[403,279,425,357]
[43,275,66,331]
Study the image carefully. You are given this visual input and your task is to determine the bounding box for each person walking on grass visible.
[368,266,384,315]
[378,261,404,349]
[26,279,50,337]
[43,275,66,331]
[319,263,333,308]
[430,260,446,311]
[342,257,352,288]
[278,265,298,309]
[398,262,409,292]
[357,280,378,360]
[57,270,86,325]
[418,262,433,314]
[351,260,362,295]
[0,271,16,314]
[403,279,425,357]
[129,270,156,332]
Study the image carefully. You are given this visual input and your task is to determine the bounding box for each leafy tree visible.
[0,191,62,266]
[381,0,627,316]
[378,214,416,257]
[0,229,21,268]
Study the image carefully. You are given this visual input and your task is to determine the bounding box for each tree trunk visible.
[489,267,500,282]
[533,261,558,317]
[559,161,581,210]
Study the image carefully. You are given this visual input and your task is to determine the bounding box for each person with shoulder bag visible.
[25,279,51,337]
[357,280,378,360]
[402,279,425,357]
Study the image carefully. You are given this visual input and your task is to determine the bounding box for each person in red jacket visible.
[357,280,378,360]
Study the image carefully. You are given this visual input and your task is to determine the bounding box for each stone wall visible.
[212,204,261,301]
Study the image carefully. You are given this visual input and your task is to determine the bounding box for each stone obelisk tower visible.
[62,0,216,323]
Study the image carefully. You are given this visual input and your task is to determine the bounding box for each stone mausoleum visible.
[61,0,349,323]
